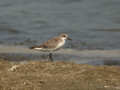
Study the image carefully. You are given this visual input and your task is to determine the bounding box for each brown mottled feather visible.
[30,36,62,49]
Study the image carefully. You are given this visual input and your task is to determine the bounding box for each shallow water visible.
[0,0,120,65]
[0,0,120,49]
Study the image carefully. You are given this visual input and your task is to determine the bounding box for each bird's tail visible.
[29,46,36,49]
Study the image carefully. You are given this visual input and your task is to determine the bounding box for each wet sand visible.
[0,45,120,65]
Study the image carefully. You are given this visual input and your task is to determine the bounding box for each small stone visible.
[8,65,20,72]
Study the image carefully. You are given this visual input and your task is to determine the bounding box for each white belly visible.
[56,40,65,49]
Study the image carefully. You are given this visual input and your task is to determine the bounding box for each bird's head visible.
[59,33,72,40]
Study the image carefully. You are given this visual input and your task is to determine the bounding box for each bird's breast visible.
[56,40,65,49]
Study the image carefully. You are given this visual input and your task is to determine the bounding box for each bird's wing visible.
[30,37,62,49]
[41,37,62,48]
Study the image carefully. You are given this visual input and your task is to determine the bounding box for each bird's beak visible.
[67,37,72,40]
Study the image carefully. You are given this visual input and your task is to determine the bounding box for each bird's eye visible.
[62,35,66,37]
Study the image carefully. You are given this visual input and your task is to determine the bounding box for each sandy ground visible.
[0,59,120,90]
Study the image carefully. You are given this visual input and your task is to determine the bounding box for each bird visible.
[29,33,72,61]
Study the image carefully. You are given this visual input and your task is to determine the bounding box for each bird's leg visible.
[49,53,53,61]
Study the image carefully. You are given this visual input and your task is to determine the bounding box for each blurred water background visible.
[0,0,120,65]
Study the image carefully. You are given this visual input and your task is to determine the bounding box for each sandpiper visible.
[30,33,72,61]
